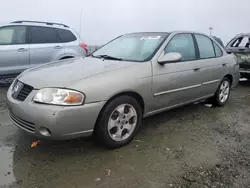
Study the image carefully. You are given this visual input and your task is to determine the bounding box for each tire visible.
[212,77,231,107]
[95,96,142,149]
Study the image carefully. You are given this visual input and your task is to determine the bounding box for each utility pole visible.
[209,27,213,36]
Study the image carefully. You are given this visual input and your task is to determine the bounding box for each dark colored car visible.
[226,33,250,79]
[213,36,224,47]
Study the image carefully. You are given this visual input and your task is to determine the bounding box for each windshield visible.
[92,33,168,62]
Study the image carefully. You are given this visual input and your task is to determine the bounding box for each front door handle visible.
[17,48,28,52]
[193,67,200,71]
[54,46,62,49]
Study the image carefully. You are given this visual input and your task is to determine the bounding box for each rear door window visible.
[57,29,77,42]
[195,34,215,59]
[30,26,60,44]
[0,26,26,45]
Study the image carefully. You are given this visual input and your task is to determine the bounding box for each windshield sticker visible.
[140,36,161,40]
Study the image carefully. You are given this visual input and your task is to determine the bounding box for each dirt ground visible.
[1,81,250,188]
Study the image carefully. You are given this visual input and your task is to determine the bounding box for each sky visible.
[0,0,249,45]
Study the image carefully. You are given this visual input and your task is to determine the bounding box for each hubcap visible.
[108,104,137,142]
[219,80,230,103]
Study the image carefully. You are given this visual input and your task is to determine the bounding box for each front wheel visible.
[95,96,142,149]
[212,77,231,107]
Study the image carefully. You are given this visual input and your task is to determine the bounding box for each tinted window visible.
[164,34,196,61]
[195,34,215,59]
[30,27,59,44]
[0,26,26,45]
[213,42,223,57]
[57,29,76,42]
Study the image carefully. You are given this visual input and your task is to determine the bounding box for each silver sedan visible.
[7,31,239,148]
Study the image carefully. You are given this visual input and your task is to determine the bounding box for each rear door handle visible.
[54,46,62,49]
[222,63,227,67]
[193,67,200,71]
[17,48,28,52]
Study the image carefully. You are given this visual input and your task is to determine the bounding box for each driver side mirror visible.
[158,52,182,65]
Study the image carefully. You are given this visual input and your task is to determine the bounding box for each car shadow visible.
[239,79,250,87]
[10,98,215,185]
[12,99,208,154]
[0,83,11,88]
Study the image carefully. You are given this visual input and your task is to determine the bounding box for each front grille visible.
[9,111,35,133]
[240,63,250,70]
[16,84,33,101]
[12,81,33,101]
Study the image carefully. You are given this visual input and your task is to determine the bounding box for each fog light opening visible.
[39,126,51,137]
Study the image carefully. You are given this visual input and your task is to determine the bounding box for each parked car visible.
[225,33,250,79]
[212,36,224,47]
[7,31,239,148]
[0,20,88,84]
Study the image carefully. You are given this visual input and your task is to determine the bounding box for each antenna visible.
[79,8,83,40]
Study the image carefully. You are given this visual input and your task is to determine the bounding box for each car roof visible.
[234,33,250,37]
[0,21,83,41]
[8,23,69,29]
[2,21,71,30]
[170,30,211,36]
[124,31,211,36]
[124,32,169,36]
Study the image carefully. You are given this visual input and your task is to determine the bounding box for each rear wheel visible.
[95,96,142,149]
[212,77,231,107]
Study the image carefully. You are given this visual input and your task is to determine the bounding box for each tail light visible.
[80,43,88,54]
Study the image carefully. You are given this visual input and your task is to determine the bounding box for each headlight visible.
[33,88,84,106]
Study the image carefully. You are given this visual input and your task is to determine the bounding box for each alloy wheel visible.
[108,104,137,142]
[219,80,230,103]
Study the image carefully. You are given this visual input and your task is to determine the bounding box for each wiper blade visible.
[94,54,123,61]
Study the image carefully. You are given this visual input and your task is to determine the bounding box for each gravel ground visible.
[1,81,250,188]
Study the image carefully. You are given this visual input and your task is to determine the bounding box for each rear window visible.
[212,36,224,47]
[57,29,76,43]
[30,26,60,44]
[213,42,223,57]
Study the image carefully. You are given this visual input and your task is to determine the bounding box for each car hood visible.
[18,57,136,89]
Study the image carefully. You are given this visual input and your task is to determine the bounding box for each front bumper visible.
[239,69,250,74]
[7,87,105,140]
[239,69,250,79]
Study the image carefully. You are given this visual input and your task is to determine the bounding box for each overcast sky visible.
[0,0,249,44]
